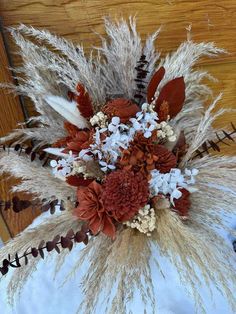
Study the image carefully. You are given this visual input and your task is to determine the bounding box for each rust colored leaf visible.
[61,236,72,249]
[46,241,55,252]
[146,66,165,103]
[38,249,44,259]
[0,266,8,275]
[74,231,86,243]
[75,84,94,118]
[155,76,185,118]
[83,234,89,245]
[66,175,93,187]
[31,248,38,258]
[2,259,10,268]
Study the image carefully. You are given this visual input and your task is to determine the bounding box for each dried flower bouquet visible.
[0,17,236,313]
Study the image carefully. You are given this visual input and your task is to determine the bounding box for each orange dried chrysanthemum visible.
[74,181,116,238]
[101,169,149,222]
[118,132,176,175]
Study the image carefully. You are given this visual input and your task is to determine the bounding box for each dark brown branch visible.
[134,54,149,106]
[0,196,66,214]
[193,122,236,159]
[0,225,90,276]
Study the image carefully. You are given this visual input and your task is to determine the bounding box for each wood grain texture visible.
[0,1,235,238]
[0,26,40,240]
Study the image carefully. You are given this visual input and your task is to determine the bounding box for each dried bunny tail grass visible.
[0,152,75,202]
[152,207,236,313]
[14,24,106,105]
[180,94,231,166]
[63,229,155,314]
[0,211,82,305]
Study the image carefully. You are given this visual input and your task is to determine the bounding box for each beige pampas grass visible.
[0,152,76,202]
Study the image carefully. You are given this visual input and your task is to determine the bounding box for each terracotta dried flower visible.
[101,169,149,222]
[74,181,116,238]
[102,98,140,123]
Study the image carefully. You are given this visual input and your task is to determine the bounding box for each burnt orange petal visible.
[89,215,103,235]
[75,84,94,118]
[147,66,165,103]
[155,77,185,119]
[102,216,116,239]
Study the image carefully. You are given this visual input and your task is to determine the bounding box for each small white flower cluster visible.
[79,116,134,172]
[149,168,199,205]
[50,153,75,180]
[156,121,177,142]
[124,204,156,236]
[129,103,159,138]
[90,111,107,128]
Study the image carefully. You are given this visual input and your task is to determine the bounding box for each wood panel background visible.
[0,0,235,239]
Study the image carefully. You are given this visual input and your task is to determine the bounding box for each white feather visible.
[45,95,89,129]
[44,147,69,157]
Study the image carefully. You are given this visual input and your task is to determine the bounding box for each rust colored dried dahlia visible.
[173,188,190,219]
[65,129,93,154]
[102,98,140,123]
[101,169,149,222]
[74,181,116,238]
[53,121,94,154]
[118,132,176,175]
[53,121,80,148]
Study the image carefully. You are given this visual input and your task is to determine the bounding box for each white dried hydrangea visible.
[50,152,75,180]
[79,116,134,172]
[129,103,159,138]
[149,168,199,205]
[124,204,156,236]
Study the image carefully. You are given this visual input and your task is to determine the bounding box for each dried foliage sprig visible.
[0,196,66,214]
[0,225,89,277]
[134,54,149,105]
[193,122,236,159]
